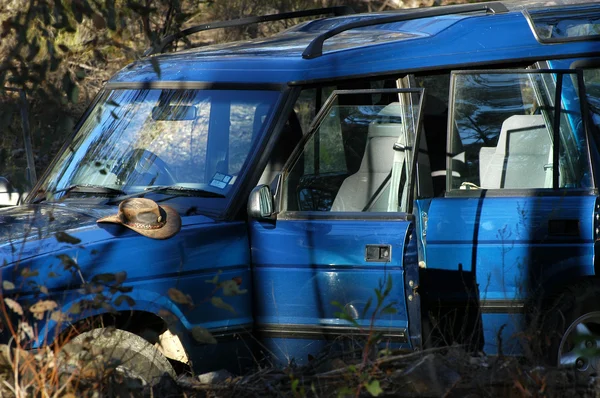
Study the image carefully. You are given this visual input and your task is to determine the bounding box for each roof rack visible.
[302,2,509,59]
[144,6,355,56]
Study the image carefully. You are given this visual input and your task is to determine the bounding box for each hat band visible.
[125,221,166,230]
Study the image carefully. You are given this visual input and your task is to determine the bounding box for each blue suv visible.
[2,0,600,382]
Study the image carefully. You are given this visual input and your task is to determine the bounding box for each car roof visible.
[108,0,600,86]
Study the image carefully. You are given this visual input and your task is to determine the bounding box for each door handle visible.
[365,244,392,262]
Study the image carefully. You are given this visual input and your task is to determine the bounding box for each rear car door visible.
[422,69,597,354]
[249,88,425,365]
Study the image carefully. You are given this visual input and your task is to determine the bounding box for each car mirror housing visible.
[248,184,274,219]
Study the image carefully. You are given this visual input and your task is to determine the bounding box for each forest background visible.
[0,0,485,194]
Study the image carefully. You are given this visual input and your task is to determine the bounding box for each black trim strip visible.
[480,300,525,314]
[202,324,253,343]
[146,6,355,56]
[426,239,593,245]
[302,2,508,59]
[255,323,408,342]
[278,211,414,221]
[444,188,598,198]
[252,263,402,270]
[553,72,563,189]
[427,299,526,314]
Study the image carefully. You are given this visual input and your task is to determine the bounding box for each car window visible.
[582,68,600,131]
[283,89,423,213]
[37,88,280,210]
[448,70,592,191]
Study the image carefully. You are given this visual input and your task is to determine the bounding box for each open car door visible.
[248,87,426,365]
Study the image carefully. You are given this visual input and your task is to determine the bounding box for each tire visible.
[541,281,600,378]
[63,328,176,386]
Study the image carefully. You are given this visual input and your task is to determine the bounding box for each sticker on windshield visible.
[209,172,233,190]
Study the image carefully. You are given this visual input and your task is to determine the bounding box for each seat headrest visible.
[368,102,404,139]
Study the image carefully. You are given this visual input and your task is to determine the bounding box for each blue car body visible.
[2,0,600,374]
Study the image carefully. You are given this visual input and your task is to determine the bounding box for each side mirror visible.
[248,184,274,219]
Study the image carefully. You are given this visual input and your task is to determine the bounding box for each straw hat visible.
[97,198,181,240]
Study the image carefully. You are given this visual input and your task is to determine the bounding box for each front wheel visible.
[542,282,600,378]
[63,328,176,386]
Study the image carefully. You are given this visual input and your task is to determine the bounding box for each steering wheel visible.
[119,148,177,186]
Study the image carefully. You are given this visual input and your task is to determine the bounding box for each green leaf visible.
[210,296,236,314]
[191,326,217,344]
[5,298,23,316]
[115,285,133,293]
[114,295,135,307]
[55,231,81,244]
[364,380,383,397]
[21,268,39,277]
[92,273,116,283]
[70,85,80,103]
[361,297,372,319]
[2,280,15,290]
[380,302,397,315]
[291,379,299,393]
[384,275,393,296]
[69,301,82,314]
[75,69,86,79]
[337,386,354,398]
[381,307,397,315]
[101,302,117,313]
[115,271,127,284]
[168,288,193,305]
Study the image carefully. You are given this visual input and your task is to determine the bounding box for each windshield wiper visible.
[105,185,225,205]
[33,184,128,203]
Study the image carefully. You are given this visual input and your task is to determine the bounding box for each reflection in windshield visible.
[35,88,279,207]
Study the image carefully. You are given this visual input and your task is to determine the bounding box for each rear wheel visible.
[542,282,600,378]
[64,328,176,386]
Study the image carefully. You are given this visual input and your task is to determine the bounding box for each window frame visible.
[445,68,596,196]
[276,87,425,220]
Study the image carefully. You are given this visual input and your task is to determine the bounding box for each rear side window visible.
[582,68,600,130]
[448,70,592,191]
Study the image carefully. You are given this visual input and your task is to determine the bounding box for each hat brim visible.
[97,204,181,240]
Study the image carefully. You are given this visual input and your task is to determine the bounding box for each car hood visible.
[0,204,102,242]
[0,203,214,265]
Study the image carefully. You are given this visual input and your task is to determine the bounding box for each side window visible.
[413,73,450,197]
[449,70,592,191]
[282,87,424,213]
[581,67,600,131]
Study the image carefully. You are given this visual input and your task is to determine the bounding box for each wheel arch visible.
[35,291,193,367]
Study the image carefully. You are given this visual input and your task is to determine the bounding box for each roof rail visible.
[302,2,509,59]
[145,6,355,56]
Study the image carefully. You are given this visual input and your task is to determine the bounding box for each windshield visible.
[33,87,280,214]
